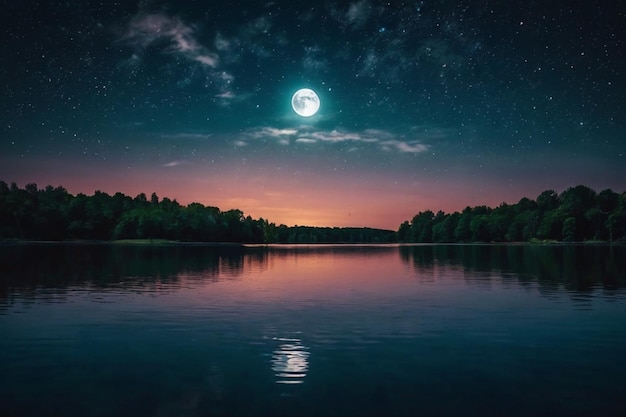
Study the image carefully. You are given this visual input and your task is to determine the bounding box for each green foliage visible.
[399,186,626,243]
[3,180,623,244]
[0,182,265,243]
[536,210,565,240]
[453,208,472,242]
[432,212,459,243]
[562,217,576,242]
[0,181,395,243]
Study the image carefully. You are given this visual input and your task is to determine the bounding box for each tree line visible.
[398,185,626,243]
[2,181,624,244]
[0,181,394,243]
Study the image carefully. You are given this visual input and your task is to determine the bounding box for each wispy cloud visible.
[162,160,192,168]
[242,126,431,154]
[215,90,235,99]
[121,12,239,101]
[295,138,317,144]
[302,45,328,71]
[124,14,218,66]
[331,1,372,29]
[161,133,213,141]
[211,14,285,66]
[248,127,299,139]
[346,1,372,28]
[308,129,368,143]
[243,16,272,38]
[380,140,429,153]
[194,54,219,67]
[323,2,477,85]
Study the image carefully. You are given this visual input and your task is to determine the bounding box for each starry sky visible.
[2,0,625,229]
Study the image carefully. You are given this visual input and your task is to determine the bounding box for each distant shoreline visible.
[1,239,622,247]
[0,239,244,247]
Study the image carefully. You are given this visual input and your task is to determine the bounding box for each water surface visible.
[1,243,625,416]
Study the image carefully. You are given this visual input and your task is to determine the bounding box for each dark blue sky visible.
[1,0,624,228]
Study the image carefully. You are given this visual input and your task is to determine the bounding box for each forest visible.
[1,181,624,244]
[398,185,626,243]
[0,181,394,243]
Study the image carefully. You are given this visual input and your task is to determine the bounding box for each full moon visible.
[291,88,320,117]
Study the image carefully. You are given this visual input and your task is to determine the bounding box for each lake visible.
[1,243,625,417]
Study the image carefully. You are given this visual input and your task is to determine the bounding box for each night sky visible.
[2,1,625,229]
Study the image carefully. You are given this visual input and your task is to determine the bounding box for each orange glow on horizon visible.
[1,154,589,230]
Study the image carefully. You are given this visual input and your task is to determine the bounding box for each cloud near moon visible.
[241,125,431,154]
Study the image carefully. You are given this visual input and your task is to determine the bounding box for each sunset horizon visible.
[2,176,623,231]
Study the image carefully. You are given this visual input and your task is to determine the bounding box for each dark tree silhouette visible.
[0,181,394,243]
[399,186,626,243]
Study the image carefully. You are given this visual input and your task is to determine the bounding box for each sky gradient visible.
[2,0,625,229]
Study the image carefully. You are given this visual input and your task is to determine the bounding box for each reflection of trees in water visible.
[261,244,398,261]
[0,244,269,304]
[399,244,626,293]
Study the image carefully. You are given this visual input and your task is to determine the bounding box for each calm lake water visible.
[1,243,625,417]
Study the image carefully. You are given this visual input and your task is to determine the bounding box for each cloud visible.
[213,15,285,65]
[295,138,317,144]
[121,12,239,101]
[248,127,299,139]
[242,126,430,154]
[332,1,372,29]
[357,49,379,76]
[308,129,366,143]
[302,45,328,71]
[346,1,372,28]
[243,16,272,37]
[214,89,251,107]
[322,2,476,85]
[124,14,212,63]
[120,13,283,106]
[194,54,219,67]
[214,32,231,51]
[215,91,235,99]
[162,160,192,168]
[161,133,213,141]
[380,140,429,153]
